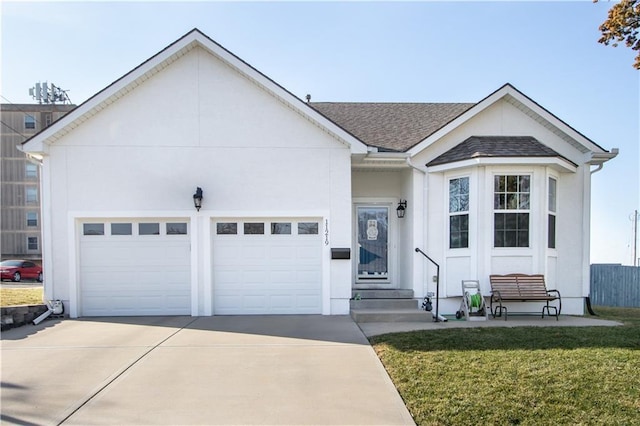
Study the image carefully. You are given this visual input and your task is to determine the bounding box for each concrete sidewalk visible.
[358,314,622,337]
[1,315,414,425]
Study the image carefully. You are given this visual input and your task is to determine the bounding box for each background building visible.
[1,103,75,261]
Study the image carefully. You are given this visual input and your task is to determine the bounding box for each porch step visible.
[349,288,427,322]
[350,298,418,310]
[351,289,414,299]
[350,309,432,323]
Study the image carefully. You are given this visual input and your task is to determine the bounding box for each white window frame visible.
[548,176,558,250]
[448,176,470,249]
[493,174,531,248]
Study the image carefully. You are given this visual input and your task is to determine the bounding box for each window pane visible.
[26,212,38,227]
[507,194,518,209]
[494,213,529,247]
[519,176,530,193]
[517,213,529,229]
[139,223,160,235]
[517,231,529,247]
[549,178,557,213]
[298,222,319,235]
[449,214,469,249]
[216,223,237,235]
[450,216,460,233]
[244,223,264,235]
[111,223,132,235]
[494,194,505,210]
[507,175,518,192]
[167,223,187,235]
[27,237,38,250]
[449,177,469,213]
[548,215,556,249]
[459,194,469,211]
[24,115,36,129]
[26,187,38,203]
[25,163,38,179]
[271,222,291,234]
[519,194,530,210]
[495,175,505,192]
[83,223,104,235]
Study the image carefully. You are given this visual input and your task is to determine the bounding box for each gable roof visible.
[427,136,576,167]
[20,28,368,155]
[407,83,610,158]
[309,102,474,152]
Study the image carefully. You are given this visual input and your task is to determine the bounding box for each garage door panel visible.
[213,219,322,315]
[80,220,191,316]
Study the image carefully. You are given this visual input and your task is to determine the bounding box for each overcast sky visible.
[2,1,638,265]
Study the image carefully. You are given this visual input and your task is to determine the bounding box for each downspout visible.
[585,148,618,313]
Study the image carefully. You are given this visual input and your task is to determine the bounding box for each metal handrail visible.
[414,247,441,322]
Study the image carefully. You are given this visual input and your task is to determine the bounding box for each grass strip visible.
[0,288,44,307]
[371,306,640,425]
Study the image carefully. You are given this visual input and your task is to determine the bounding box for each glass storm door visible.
[357,206,389,280]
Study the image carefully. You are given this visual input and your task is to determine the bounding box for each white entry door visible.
[356,206,390,282]
[212,219,322,314]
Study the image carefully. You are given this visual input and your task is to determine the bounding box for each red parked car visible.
[0,260,43,282]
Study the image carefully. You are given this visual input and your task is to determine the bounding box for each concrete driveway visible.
[1,315,414,425]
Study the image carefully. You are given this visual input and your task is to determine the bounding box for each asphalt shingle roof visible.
[427,136,573,167]
[309,102,475,152]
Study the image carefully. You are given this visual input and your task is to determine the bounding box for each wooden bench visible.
[489,274,562,320]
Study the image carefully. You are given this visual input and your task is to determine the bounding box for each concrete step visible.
[350,309,432,323]
[351,289,414,299]
[350,299,419,310]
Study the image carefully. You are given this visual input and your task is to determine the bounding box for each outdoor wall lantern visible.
[193,187,203,211]
[396,199,407,218]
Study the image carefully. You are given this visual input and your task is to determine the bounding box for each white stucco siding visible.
[41,46,353,316]
[406,96,592,313]
[413,99,587,168]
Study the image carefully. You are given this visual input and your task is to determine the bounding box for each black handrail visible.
[415,247,441,322]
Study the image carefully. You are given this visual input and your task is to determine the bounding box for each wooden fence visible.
[590,264,640,307]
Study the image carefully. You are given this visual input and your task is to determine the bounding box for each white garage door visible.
[212,219,322,314]
[79,220,191,316]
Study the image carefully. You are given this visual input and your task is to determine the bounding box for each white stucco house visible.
[21,29,617,318]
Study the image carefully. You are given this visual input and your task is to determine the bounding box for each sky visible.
[1,1,639,265]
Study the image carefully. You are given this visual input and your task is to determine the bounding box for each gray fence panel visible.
[590,264,640,307]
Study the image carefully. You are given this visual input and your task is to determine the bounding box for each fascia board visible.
[22,29,368,155]
[407,83,608,158]
[22,34,199,153]
[503,87,608,154]
[427,156,577,174]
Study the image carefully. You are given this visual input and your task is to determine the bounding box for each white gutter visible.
[590,148,619,174]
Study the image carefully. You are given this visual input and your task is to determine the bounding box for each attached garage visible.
[79,220,191,316]
[212,219,323,314]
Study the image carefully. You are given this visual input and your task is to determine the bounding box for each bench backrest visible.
[489,274,549,298]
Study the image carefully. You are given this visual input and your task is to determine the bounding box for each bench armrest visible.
[546,289,561,299]
[546,289,562,316]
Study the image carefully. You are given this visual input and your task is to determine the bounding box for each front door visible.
[356,206,389,282]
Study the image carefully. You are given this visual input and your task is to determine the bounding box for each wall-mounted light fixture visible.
[193,187,203,211]
[396,199,407,218]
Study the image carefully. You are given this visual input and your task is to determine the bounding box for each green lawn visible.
[0,287,44,307]
[371,306,640,426]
